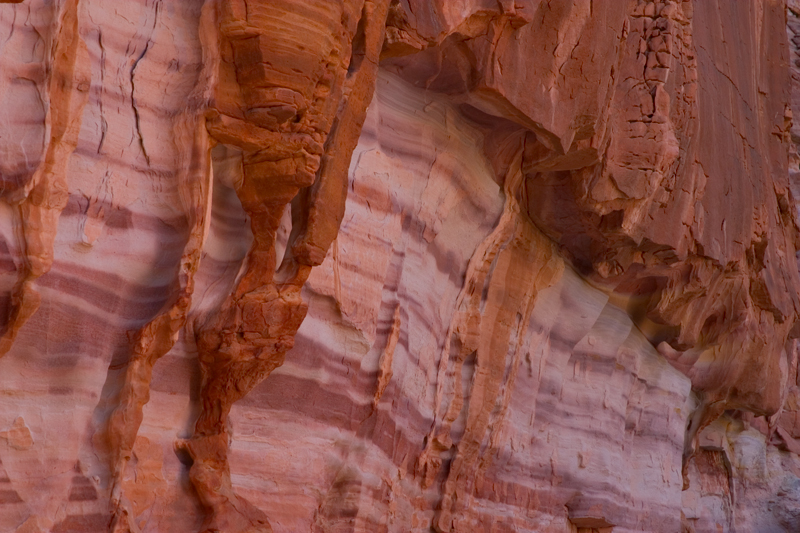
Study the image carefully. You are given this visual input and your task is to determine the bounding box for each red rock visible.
[0,1,799,532]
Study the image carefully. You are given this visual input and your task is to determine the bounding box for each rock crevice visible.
[0,1,800,532]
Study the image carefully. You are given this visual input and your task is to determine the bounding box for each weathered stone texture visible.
[0,1,799,532]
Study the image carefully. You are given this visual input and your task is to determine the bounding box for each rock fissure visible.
[2,1,800,532]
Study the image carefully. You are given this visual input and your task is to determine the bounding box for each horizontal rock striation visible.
[0,1,799,532]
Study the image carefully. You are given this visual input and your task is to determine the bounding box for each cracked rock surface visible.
[1,1,800,532]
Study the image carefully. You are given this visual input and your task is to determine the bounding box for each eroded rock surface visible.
[0,1,799,532]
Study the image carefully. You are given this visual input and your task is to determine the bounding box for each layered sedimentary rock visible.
[1,1,800,532]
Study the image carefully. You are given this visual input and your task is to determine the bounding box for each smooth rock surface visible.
[0,1,799,532]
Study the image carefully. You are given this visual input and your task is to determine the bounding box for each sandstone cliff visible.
[0,1,800,532]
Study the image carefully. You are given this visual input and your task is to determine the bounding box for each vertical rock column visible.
[102,2,218,530]
[0,0,90,356]
[179,2,390,532]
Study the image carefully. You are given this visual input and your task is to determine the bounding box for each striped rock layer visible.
[0,1,799,532]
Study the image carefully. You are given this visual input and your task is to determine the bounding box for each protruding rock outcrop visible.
[1,1,800,532]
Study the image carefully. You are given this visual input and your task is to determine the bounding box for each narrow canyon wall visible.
[0,1,799,533]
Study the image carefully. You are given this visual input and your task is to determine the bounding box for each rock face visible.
[0,1,800,532]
